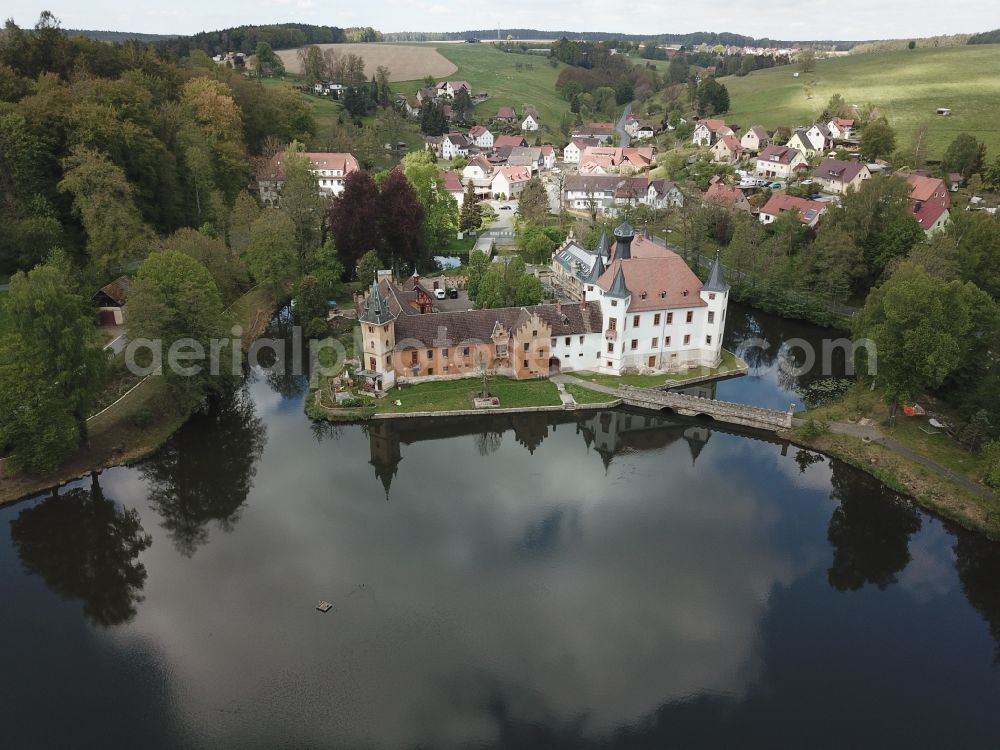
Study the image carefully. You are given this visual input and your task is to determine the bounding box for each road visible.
[616,103,632,147]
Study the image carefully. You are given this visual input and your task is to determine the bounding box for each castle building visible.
[357,223,729,392]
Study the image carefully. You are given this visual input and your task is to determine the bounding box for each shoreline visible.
[0,287,277,509]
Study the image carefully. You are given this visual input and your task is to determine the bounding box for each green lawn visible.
[723,44,1000,159]
[393,44,570,141]
[376,375,561,413]
[563,383,617,405]
[574,350,745,389]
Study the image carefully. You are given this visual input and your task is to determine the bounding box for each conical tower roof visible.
[605,264,630,298]
[584,252,605,284]
[359,277,396,325]
[595,230,610,258]
[703,254,730,293]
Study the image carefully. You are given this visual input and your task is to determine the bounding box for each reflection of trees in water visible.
[255,310,310,400]
[826,464,921,591]
[794,449,825,473]
[954,532,1000,663]
[10,474,152,627]
[475,430,504,456]
[311,419,344,443]
[142,386,266,557]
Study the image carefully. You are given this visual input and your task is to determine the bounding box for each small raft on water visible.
[316,601,333,613]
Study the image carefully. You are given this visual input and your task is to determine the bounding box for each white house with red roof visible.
[754,145,808,180]
[710,134,745,164]
[491,165,532,199]
[827,117,855,140]
[759,192,827,228]
[468,125,494,149]
[257,151,360,205]
[563,137,599,164]
[900,171,951,235]
[692,118,734,146]
[539,145,556,170]
[441,170,465,208]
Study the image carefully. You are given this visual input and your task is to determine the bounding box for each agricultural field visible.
[394,43,571,140]
[277,43,457,80]
[723,44,1000,159]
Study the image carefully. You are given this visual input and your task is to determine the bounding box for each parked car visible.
[434,288,446,300]
[769,182,783,189]
[499,205,512,210]
[447,288,459,299]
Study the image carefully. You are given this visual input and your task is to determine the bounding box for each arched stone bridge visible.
[618,385,794,432]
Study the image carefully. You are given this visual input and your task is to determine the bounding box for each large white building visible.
[257,152,360,206]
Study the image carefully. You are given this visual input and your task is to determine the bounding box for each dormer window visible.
[660,291,666,299]
[682,290,689,297]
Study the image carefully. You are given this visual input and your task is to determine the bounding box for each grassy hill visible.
[393,43,570,140]
[723,45,1000,159]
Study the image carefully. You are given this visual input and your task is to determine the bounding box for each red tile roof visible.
[757,145,802,165]
[494,135,527,149]
[704,181,746,207]
[597,252,706,312]
[760,192,826,225]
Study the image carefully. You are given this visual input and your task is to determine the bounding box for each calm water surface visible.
[2,306,1000,749]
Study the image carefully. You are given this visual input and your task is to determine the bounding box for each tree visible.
[466,250,490,301]
[802,226,863,302]
[126,250,231,412]
[162,226,247,303]
[853,261,999,404]
[473,256,542,309]
[932,211,1000,299]
[311,240,346,299]
[278,147,324,271]
[58,145,151,274]
[695,78,729,117]
[908,40,916,50]
[798,48,816,74]
[227,191,261,256]
[402,150,458,249]
[297,45,326,82]
[356,248,381,283]
[377,168,426,266]
[452,87,473,121]
[295,274,329,338]
[518,177,551,225]
[860,118,897,161]
[943,133,983,178]
[0,258,107,473]
[958,409,993,452]
[254,41,284,78]
[459,182,482,233]
[326,169,380,274]
[245,210,298,294]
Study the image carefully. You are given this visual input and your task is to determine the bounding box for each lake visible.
[2,305,999,749]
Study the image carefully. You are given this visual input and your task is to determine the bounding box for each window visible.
[579,336,584,344]
[660,291,666,299]
[633,315,640,327]
[410,351,418,365]
[652,338,658,348]
[565,337,571,346]
[709,293,716,301]
[648,356,656,367]
[631,339,638,350]
[532,330,537,336]
[686,311,693,323]
[463,347,470,356]
[607,342,614,353]
[385,355,391,367]
[523,359,529,367]
[665,336,671,347]
[608,317,617,330]
[611,300,618,307]
[606,360,612,368]
[383,324,389,332]
[496,343,508,355]
[385,339,389,347]
[552,338,557,347]
[369,357,376,370]
[369,341,374,350]
[427,368,433,375]
[523,342,530,352]
[640,291,647,299]
[683,334,690,345]
[654,314,661,325]
[708,311,715,324]
[706,335,712,345]
[666,312,673,324]
[442,348,449,358]
[427,349,433,359]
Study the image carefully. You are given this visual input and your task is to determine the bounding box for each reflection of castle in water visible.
[366,403,714,498]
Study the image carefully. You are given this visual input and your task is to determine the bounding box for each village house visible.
[94,276,132,326]
[740,126,770,153]
[709,134,745,164]
[462,155,494,197]
[703,177,752,212]
[416,87,438,105]
[438,80,471,98]
[785,128,822,158]
[521,108,540,131]
[646,179,685,209]
[507,146,544,173]
[441,170,465,208]
[900,171,951,235]
[491,165,532,199]
[257,151,360,206]
[564,174,621,215]
[758,192,827,228]
[468,125,494,149]
[357,223,730,392]
[754,144,808,180]
[441,132,471,160]
[572,123,616,144]
[539,144,556,170]
[495,106,517,123]
[811,158,871,194]
[494,134,528,150]
[692,118,734,146]
[633,122,657,140]
[563,137,599,164]
[805,123,833,153]
[579,146,655,175]
[827,117,855,140]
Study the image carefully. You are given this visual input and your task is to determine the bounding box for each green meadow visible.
[723,44,1000,159]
